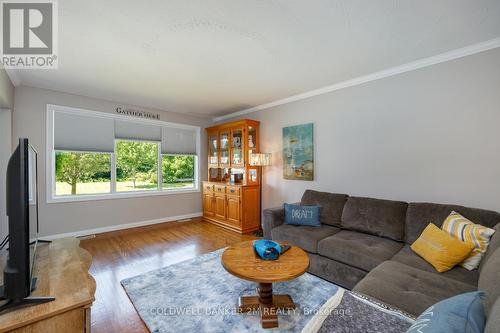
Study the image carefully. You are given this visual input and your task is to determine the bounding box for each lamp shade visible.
[249,152,272,166]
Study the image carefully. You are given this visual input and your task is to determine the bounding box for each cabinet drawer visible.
[226,186,240,196]
[203,183,214,192]
[214,185,226,193]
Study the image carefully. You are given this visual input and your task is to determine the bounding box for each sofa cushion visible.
[341,196,408,241]
[308,253,367,290]
[478,248,500,315]
[353,261,476,316]
[318,230,404,271]
[391,245,479,286]
[271,224,340,253]
[405,202,500,244]
[300,190,348,227]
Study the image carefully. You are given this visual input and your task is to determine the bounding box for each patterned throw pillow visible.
[442,211,496,270]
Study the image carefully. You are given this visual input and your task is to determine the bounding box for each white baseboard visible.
[40,212,203,241]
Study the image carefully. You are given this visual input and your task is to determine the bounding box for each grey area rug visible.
[302,291,413,333]
[121,249,339,333]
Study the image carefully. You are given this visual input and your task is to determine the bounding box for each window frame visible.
[46,104,200,204]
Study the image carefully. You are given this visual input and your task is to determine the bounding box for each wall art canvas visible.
[283,123,314,180]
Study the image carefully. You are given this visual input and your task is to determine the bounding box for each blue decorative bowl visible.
[253,240,282,261]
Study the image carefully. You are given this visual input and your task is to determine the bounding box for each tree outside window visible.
[55,152,111,195]
[116,140,158,192]
[162,155,195,189]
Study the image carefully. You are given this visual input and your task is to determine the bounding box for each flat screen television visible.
[0,138,54,312]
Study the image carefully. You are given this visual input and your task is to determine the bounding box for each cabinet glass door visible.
[247,125,258,184]
[231,128,243,166]
[248,126,257,160]
[209,132,218,165]
[219,131,230,165]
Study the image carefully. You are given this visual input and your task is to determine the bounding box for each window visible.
[162,155,195,189]
[47,105,200,202]
[116,140,158,192]
[55,151,111,196]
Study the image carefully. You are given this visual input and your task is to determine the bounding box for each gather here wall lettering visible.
[115,106,160,120]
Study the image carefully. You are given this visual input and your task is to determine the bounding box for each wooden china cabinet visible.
[203,119,261,234]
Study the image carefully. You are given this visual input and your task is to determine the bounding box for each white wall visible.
[0,109,12,240]
[0,69,14,108]
[0,68,14,240]
[12,86,211,237]
[227,47,500,212]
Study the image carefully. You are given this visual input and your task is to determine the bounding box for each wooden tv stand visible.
[0,238,95,333]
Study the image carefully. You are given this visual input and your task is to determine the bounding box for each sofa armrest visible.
[262,202,300,239]
[262,206,285,239]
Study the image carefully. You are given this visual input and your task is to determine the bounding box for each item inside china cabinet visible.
[230,170,244,184]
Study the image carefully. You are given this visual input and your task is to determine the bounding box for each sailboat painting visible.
[283,123,314,180]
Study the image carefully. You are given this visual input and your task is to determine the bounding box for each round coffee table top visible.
[221,240,310,283]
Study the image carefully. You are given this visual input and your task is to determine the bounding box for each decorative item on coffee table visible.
[221,240,309,329]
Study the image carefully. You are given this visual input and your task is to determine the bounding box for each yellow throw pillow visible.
[411,223,474,273]
[442,211,496,270]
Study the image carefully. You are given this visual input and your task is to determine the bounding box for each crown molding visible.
[4,68,21,86]
[213,37,500,122]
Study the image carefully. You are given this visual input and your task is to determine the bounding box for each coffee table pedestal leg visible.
[238,282,296,329]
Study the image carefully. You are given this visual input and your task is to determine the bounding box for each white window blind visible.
[114,120,161,142]
[54,111,115,152]
[161,127,197,155]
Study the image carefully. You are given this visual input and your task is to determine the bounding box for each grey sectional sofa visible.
[263,190,500,323]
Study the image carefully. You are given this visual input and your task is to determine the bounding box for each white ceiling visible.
[9,0,500,118]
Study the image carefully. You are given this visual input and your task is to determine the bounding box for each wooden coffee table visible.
[221,240,309,329]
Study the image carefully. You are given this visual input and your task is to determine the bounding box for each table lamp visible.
[249,152,272,168]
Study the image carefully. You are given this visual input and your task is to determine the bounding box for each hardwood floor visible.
[80,218,256,333]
